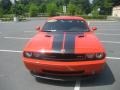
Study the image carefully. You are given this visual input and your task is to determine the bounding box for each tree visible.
[19,0,29,5]
[11,2,26,16]
[0,8,3,17]
[29,0,43,5]
[0,0,12,14]
[17,4,25,16]
[0,1,3,17]
[29,4,39,17]
[62,0,70,5]
[112,0,120,6]
[70,0,91,14]
[92,0,113,15]
[67,3,76,15]
[103,0,113,15]
[47,3,57,16]
[91,8,99,16]
[39,3,47,13]
[82,0,91,14]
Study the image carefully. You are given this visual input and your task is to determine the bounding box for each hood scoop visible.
[45,34,52,37]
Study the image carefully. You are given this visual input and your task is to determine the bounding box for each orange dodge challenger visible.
[22,16,106,81]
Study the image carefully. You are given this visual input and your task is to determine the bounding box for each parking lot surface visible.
[0,20,120,90]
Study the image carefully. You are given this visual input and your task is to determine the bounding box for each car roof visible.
[48,16,85,21]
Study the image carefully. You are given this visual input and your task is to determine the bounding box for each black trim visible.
[64,33,77,53]
[52,32,64,52]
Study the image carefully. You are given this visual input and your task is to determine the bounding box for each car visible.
[22,16,106,81]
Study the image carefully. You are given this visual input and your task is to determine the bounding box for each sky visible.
[10,0,16,4]
[90,0,93,3]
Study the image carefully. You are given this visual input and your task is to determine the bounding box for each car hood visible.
[24,32,105,54]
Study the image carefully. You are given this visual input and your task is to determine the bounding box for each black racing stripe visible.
[64,33,77,53]
[52,33,64,51]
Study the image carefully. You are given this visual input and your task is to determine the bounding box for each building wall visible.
[112,6,120,17]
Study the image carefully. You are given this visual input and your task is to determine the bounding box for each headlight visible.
[85,53,105,60]
[23,51,45,59]
[95,53,105,59]
[23,52,33,58]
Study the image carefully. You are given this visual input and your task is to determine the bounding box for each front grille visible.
[43,70,85,75]
[35,53,86,61]
[24,51,105,61]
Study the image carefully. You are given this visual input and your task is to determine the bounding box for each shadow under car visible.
[34,63,115,87]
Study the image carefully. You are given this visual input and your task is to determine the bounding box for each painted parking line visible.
[3,37,31,40]
[107,57,120,60]
[74,80,80,90]
[0,50,22,53]
[96,33,120,36]
[101,41,120,44]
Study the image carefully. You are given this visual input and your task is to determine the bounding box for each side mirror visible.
[36,26,41,31]
[92,26,97,31]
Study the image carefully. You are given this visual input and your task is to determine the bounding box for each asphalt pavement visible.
[0,20,120,90]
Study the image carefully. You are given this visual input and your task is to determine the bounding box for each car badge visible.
[61,49,65,53]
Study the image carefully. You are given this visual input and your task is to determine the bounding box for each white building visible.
[112,6,120,17]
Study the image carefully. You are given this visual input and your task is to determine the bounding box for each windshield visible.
[42,19,89,32]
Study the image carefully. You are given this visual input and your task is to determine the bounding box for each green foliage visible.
[0,8,3,17]
[83,0,91,14]
[29,4,39,17]
[12,4,25,16]
[39,4,46,13]
[112,0,120,6]
[0,0,120,18]
[47,3,58,16]
[19,0,29,5]
[81,15,107,19]
[0,18,13,21]
[92,0,113,15]
[0,0,12,14]
[67,3,76,15]
[91,8,99,16]
[70,0,91,14]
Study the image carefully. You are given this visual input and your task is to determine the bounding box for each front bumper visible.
[31,71,99,81]
[23,57,105,80]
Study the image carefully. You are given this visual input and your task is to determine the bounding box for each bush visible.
[2,14,13,18]
[80,15,107,19]
[0,18,13,21]
[29,4,39,17]
[0,8,3,18]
